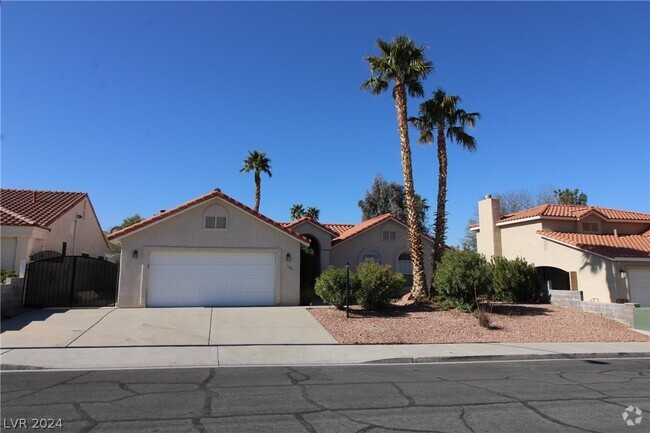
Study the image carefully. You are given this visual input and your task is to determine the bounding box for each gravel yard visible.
[309,303,650,344]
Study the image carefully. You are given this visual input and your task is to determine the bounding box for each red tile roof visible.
[331,214,395,246]
[322,223,356,236]
[537,230,650,259]
[107,189,310,245]
[282,216,339,236]
[500,204,650,224]
[281,214,433,246]
[0,189,87,228]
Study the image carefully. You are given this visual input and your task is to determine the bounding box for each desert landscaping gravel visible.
[309,303,650,344]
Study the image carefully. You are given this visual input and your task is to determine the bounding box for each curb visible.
[364,352,650,364]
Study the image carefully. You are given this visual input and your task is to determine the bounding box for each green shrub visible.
[1,270,19,284]
[356,260,404,310]
[491,256,539,303]
[314,266,359,309]
[433,250,492,312]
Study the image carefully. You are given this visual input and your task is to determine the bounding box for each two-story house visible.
[471,195,650,306]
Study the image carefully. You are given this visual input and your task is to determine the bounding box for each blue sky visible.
[2,2,649,245]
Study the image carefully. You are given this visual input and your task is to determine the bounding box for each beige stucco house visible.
[1,189,109,271]
[283,214,434,287]
[108,189,433,308]
[471,195,650,307]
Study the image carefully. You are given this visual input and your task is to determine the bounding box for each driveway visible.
[0,307,337,348]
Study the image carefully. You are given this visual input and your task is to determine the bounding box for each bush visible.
[356,260,404,310]
[314,266,359,309]
[1,270,19,284]
[491,256,539,303]
[433,249,492,312]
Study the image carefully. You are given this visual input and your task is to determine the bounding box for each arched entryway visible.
[300,235,321,305]
[536,266,570,290]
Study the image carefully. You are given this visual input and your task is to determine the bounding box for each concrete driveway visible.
[0,307,337,348]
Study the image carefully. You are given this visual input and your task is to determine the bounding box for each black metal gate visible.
[23,256,118,308]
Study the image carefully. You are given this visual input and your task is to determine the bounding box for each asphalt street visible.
[1,358,649,432]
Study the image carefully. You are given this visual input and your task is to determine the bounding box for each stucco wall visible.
[329,221,434,286]
[116,197,302,307]
[1,226,49,271]
[496,220,627,303]
[46,198,108,258]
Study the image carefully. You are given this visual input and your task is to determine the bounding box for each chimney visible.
[477,195,503,258]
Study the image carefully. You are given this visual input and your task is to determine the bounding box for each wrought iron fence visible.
[23,256,118,308]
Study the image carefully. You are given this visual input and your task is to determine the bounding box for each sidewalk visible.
[2,341,649,371]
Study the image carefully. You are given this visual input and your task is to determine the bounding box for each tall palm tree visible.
[410,88,480,288]
[240,151,272,213]
[290,204,306,221]
[361,35,433,299]
[305,207,320,221]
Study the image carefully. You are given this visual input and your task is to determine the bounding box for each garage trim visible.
[140,246,282,307]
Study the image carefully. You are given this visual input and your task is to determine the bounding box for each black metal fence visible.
[23,256,118,308]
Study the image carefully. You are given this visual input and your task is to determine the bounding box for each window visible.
[361,252,382,264]
[205,216,227,229]
[382,230,397,241]
[204,205,228,230]
[582,222,599,233]
[397,252,412,275]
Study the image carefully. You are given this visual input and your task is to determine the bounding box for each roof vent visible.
[214,188,221,192]
[159,209,166,214]
[613,229,618,238]
[485,194,492,199]
[32,191,37,203]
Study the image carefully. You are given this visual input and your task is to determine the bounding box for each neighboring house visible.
[0,189,109,271]
[282,214,434,287]
[107,189,433,308]
[471,195,650,307]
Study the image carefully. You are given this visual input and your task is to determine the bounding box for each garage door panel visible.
[147,250,276,307]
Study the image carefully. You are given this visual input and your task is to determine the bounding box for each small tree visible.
[554,188,588,205]
[358,174,429,232]
[434,249,492,312]
[314,266,359,309]
[356,260,405,310]
[491,256,539,303]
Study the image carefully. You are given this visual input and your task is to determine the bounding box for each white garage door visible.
[628,268,650,307]
[147,250,276,307]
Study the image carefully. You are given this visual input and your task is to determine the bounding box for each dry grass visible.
[309,302,650,345]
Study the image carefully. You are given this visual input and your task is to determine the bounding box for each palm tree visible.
[290,204,306,221]
[240,151,272,213]
[305,207,320,221]
[361,35,433,300]
[410,88,480,288]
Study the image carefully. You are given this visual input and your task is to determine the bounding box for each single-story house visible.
[1,189,109,271]
[107,189,433,308]
[471,195,650,307]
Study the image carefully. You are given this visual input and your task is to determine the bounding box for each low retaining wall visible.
[1,277,24,318]
[550,289,637,327]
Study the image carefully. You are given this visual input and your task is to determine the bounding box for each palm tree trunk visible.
[254,171,261,212]
[394,81,427,299]
[431,128,448,291]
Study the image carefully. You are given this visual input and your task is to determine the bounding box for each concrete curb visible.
[365,352,650,364]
